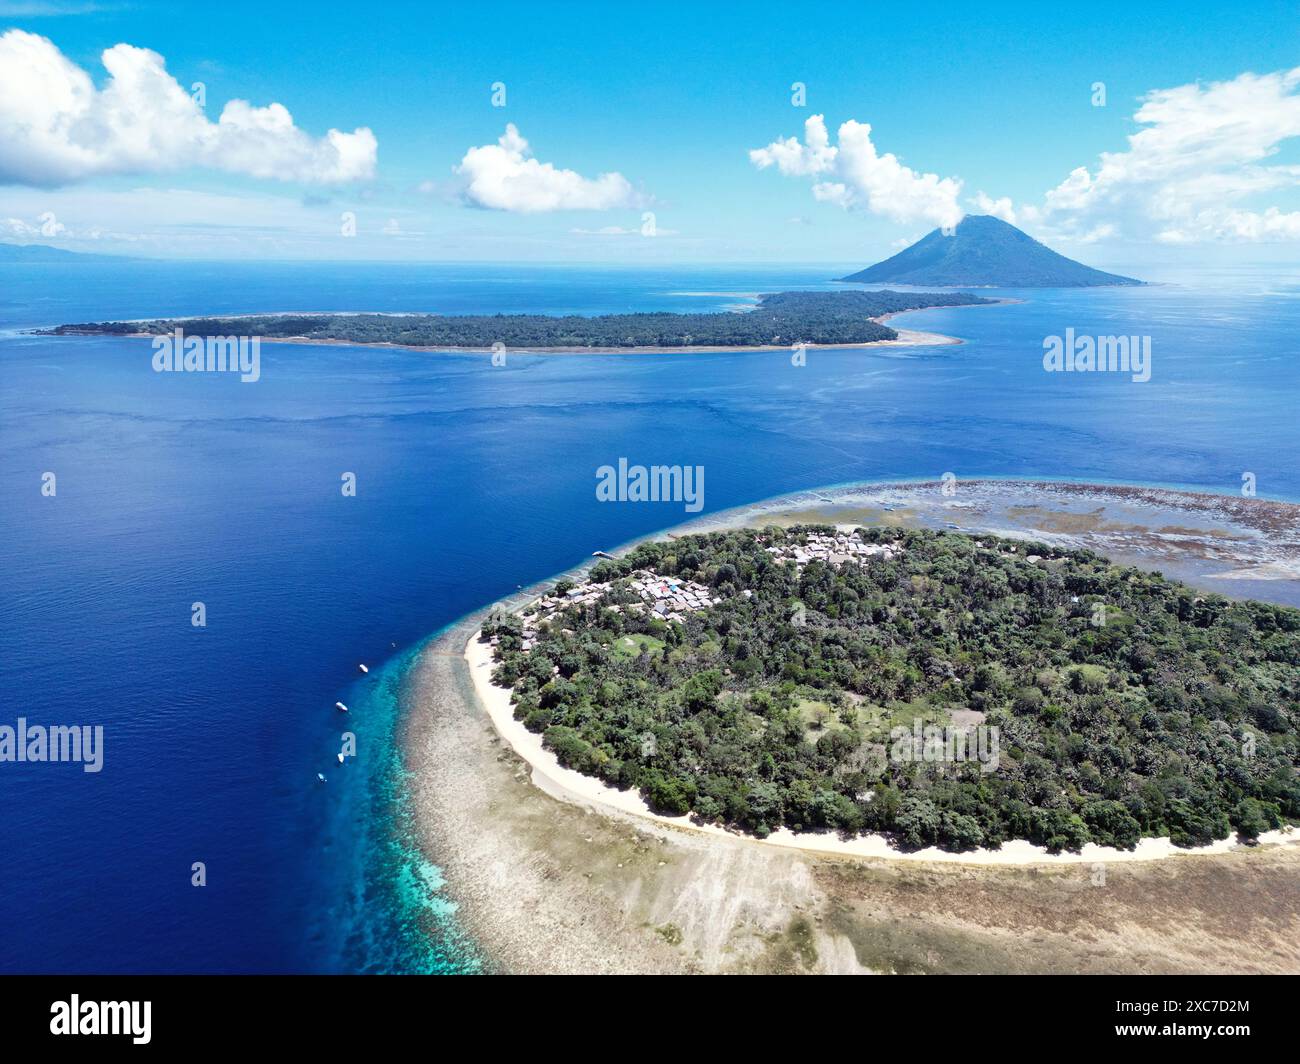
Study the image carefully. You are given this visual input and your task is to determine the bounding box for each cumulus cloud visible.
[4,212,64,237]
[0,30,377,186]
[1033,66,1300,243]
[570,223,677,236]
[456,124,646,212]
[748,114,837,176]
[749,114,964,229]
[969,191,1016,224]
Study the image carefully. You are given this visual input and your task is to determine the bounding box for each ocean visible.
[1,258,1298,972]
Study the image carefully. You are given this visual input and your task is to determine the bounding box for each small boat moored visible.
[359,664,369,674]
[317,773,327,782]
[335,701,348,713]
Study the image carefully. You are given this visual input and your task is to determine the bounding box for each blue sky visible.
[2,0,1299,265]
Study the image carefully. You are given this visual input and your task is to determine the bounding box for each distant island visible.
[42,290,996,351]
[840,215,1143,288]
[0,242,117,263]
[479,524,1298,854]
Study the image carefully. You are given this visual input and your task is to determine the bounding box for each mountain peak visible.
[839,215,1142,288]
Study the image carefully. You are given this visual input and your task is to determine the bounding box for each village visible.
[506,529,912,650]
[513,570,723,649]
[761,528,903,570]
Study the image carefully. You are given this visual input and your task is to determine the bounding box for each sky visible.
[1,0,1300,266]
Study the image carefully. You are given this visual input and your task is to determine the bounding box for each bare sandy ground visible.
[402,481,1300,974]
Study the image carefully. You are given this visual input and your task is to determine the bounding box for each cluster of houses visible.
[515,586,600,651]
[511,569,721,649]
[493,529,1060,653]
[763,529,902,571]
[623,570,721,622]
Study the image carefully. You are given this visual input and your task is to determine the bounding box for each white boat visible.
[317,773,327,782]
[335,701,348,713]
[359,664,369,674]
[336,753,345,764]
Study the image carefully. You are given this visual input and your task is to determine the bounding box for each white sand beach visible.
[464,633,1298,867]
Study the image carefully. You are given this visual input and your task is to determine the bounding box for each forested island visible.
[42,290,993,349]
[479,526,1299,854]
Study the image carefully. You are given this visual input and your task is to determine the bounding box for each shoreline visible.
[465,633,1297,868]
[405,478,1300,973]
[39,297,1019,355]
[43,327,962,355]
[459,478,1300,867]
[680,476,1300,545]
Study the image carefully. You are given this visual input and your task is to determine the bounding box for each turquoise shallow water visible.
[308,639,483,974]
[0,259,1297,971]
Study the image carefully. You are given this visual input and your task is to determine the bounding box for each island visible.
[0,242,121,263]
[840,214,1143,288]
[477,523,1299,854]
[409,480,1300,974]
[40,290,996,351]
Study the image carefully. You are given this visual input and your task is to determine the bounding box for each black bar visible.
[0,974,1292,1050]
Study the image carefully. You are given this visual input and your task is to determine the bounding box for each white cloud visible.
[0,185,374,255]
[0,1,105,13]
[455,124,646,212]
[4,212,65,237]
[811,181,853,208]
[0,30,377,186]
[750,114,964,229]
[748,114,837,176]
[570,223,677,236]
[1036,66,1300,243]
[969,191,1016,224]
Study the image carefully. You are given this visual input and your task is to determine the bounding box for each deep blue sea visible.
[1,258,1298,972]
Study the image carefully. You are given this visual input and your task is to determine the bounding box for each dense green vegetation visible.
[45,290,992,348]
[841,214,1142,287]
[481,526,1299,853]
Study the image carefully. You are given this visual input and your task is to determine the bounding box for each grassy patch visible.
[612,633,666,660]
[795,697,850,734]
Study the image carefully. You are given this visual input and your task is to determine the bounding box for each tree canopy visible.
[47,290,993,349]
[481,526,1300,854]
